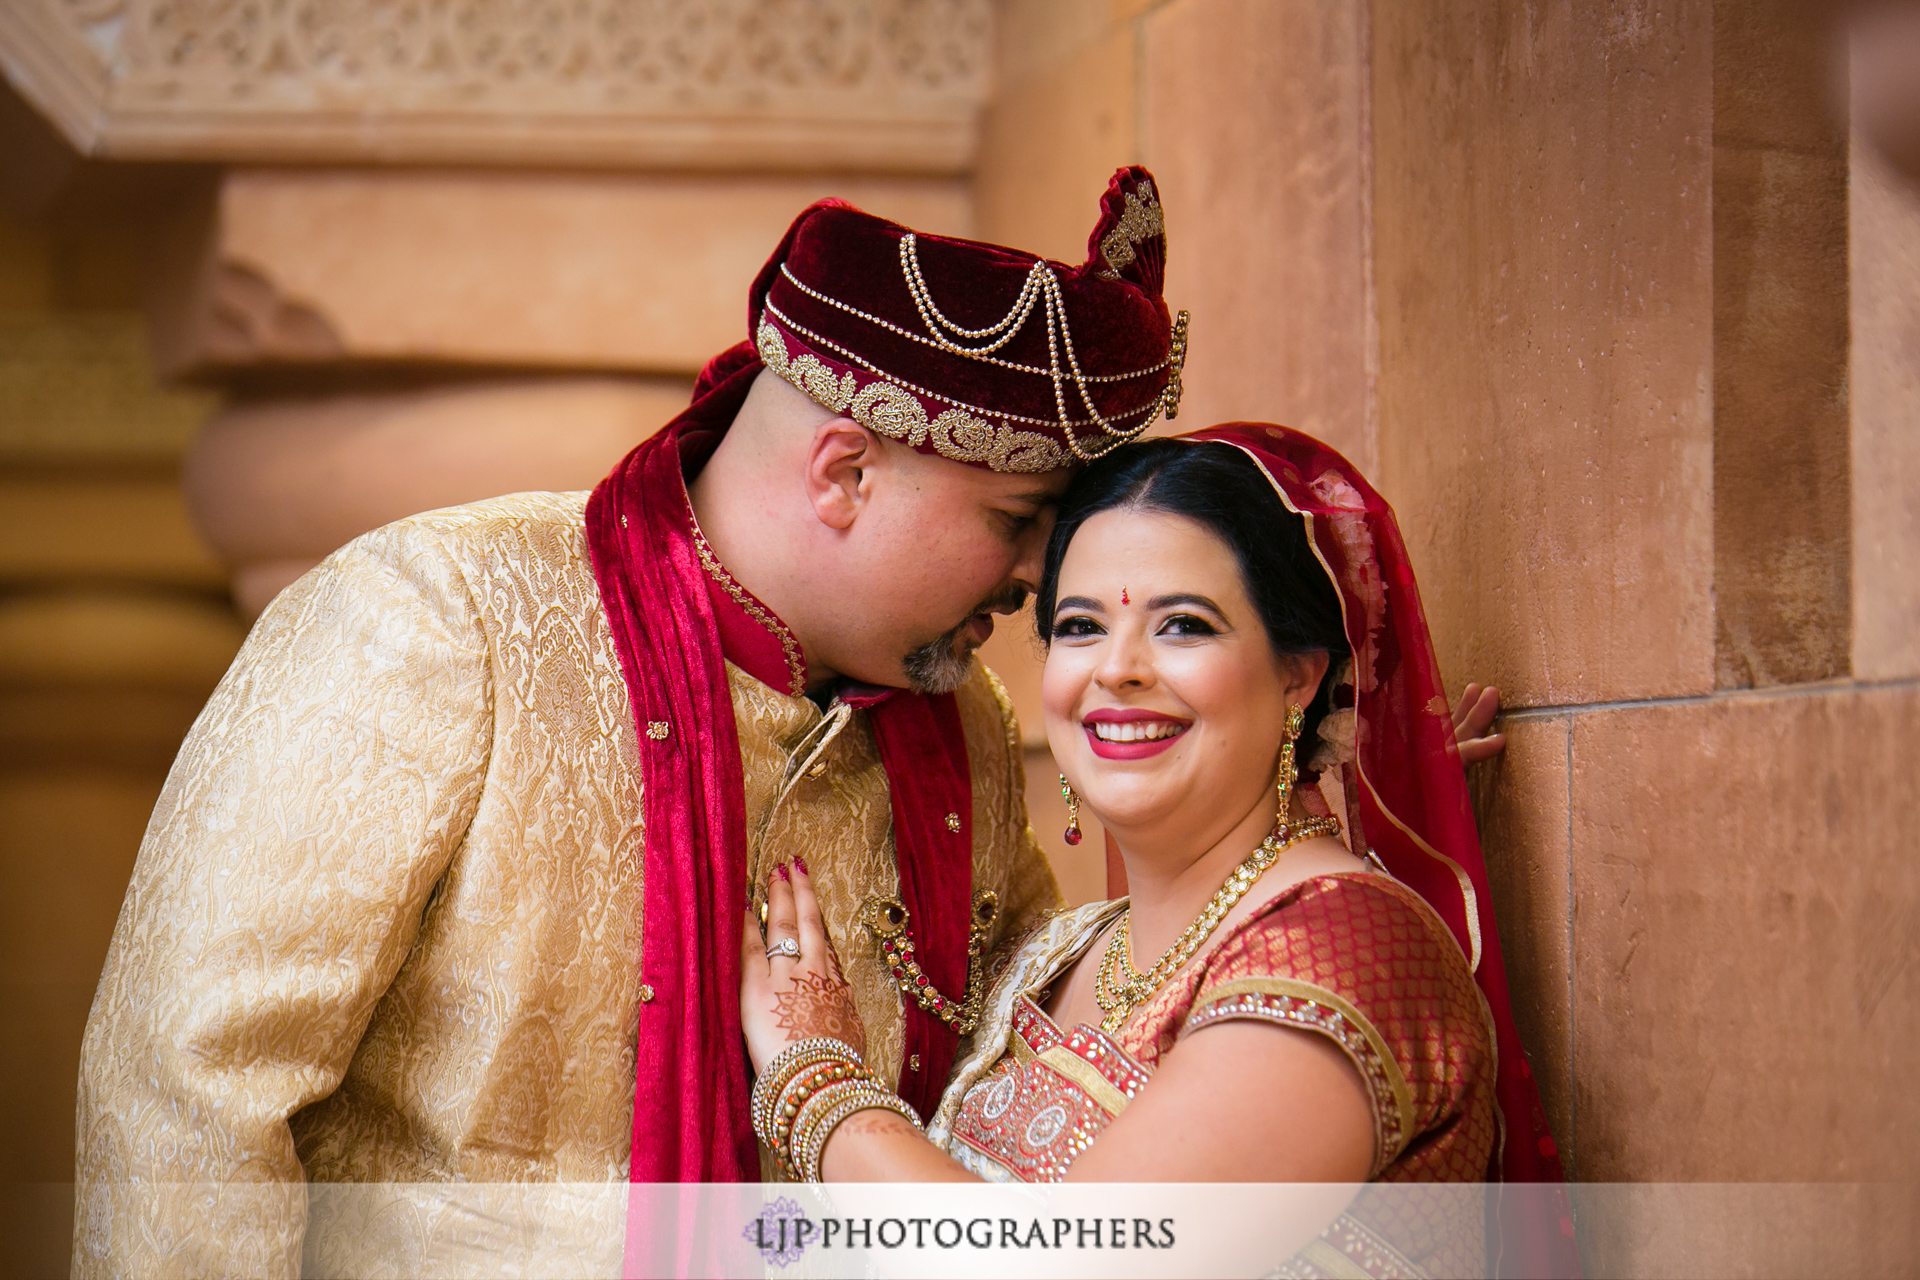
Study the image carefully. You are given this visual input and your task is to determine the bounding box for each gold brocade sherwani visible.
[72,490,1061,1279]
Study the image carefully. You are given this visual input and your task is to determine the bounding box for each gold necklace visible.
[1093,815,1342,1035]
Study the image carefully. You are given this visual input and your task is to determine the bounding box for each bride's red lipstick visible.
[1082,708,1192,760]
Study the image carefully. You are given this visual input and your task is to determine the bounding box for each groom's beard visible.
[901,585,1029,695]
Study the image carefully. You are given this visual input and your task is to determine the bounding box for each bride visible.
[740,425,1572,1278]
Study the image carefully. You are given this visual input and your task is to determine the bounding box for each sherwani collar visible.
[683,488,810,699]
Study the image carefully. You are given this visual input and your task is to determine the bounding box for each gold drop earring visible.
[1275,704,1305,835]
[1060,774,1083,846]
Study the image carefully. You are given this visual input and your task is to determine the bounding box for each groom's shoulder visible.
[288,490,598,635]
[357,490,593,563]
[336,490,597,593]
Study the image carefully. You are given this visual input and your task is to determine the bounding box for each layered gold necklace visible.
[1093,814,1341,1035]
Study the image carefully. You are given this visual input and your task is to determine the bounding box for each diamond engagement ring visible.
[766,937,802,960]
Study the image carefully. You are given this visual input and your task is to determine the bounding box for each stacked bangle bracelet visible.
[749,1037,923,1181]
[790,1083,920,1182]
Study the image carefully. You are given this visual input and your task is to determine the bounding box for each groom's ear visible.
[803,419,880,532]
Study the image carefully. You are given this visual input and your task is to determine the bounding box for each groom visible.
[72,168,1187,1275]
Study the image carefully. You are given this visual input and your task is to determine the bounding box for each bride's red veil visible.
[1181,423,1580,1279]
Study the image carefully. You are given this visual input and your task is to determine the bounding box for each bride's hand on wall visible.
[1452,682,1507,765]
[740,860,866,1075]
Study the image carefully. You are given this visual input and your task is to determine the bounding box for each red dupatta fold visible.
[838,685,972,1121]
[1183,424,1580,1280]
[585,343,977,1195]
[585,357,763,1187]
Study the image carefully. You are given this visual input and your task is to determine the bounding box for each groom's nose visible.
[1008,507,1056,595]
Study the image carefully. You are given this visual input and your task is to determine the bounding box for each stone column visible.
[155,169,972,615]
[1,0,995,613]
[0,172,242,1273]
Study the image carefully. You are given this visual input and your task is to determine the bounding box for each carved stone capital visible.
[0,0,990,173]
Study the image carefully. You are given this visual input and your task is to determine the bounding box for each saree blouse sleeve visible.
[1176,873,1496,1180]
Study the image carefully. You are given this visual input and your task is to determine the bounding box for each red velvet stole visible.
[583,352,974,1194]
[835,684,971,1116]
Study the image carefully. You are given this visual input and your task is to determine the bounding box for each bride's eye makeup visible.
[1051,595,1106,639]
[1156,613,1219,637]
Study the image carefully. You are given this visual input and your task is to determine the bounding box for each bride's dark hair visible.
[1035,438,1352,758]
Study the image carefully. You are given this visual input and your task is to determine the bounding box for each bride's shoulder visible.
[1181,872,1491,1107]
[1208,870,1477,992]
[1175,872,1494,1183]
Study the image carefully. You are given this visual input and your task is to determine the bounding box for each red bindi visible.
[1121,587,1129,605]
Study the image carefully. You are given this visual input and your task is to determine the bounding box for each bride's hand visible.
[1452,682,1507,765]
[740,859,866,1075]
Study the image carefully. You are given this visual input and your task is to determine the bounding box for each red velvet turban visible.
[748,166,1187,474]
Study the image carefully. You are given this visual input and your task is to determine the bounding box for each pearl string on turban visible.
[750,166,1188,474]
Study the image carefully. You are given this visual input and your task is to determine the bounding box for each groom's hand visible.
[1452,683,1507,765]
[740,859,867,1076]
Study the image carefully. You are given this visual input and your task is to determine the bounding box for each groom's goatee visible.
[903,584,1029,694]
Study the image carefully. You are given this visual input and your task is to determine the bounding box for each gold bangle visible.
[785,1078,874,1172]
[750,1038,865,1152]
[751,1039,863,1134]
[763,1056,873,1175]
[769,1062,862,1172]
[793,1084,922,1184]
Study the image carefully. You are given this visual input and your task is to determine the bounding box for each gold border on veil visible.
[1199,439,1486,975]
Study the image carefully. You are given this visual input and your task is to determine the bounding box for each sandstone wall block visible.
[1469,712,1575,1170]
[1142,0,1373,470]
[1569,686,1920,1187]
[1850,138,1920,682]
[1371,2,1717,709]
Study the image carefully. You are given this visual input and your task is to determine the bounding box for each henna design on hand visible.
[772,970,866,1057]
[832,1112,916,1140]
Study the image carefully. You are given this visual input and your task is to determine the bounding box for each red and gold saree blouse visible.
[927,871,1495,1278]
